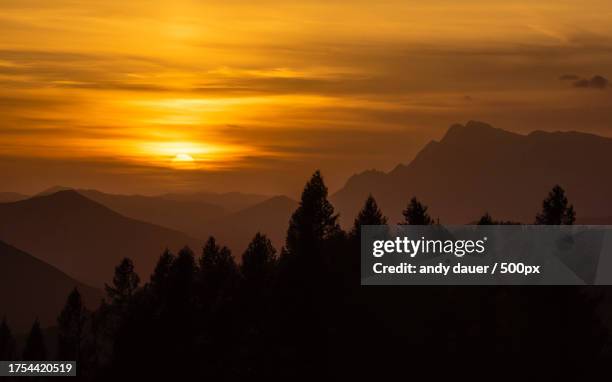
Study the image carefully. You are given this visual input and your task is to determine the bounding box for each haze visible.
[2,0,612,195]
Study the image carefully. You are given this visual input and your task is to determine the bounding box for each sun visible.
[172,153,195,162]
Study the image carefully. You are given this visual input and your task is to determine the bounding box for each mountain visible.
[0,240,103,332]
[205,195,298,254]
[332,121,612,225]
[0,192,28,203]
[76,189,225,238]
[36,186,73,196]
[0,190,199,286]
[161,191,270,213]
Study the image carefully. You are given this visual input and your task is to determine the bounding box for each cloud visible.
[573,75,609,89]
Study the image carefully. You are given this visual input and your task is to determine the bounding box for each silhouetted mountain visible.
[161,191,270,213]
[333,121,612,225]
[0,240,102,332]
[36,185,73,196]
[206,195,298,253]
[76,189,225,238]
[0,192,28,203]
[0,191,199,286]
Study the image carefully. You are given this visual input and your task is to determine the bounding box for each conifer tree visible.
[401,197,433,225]
[23,319,46,361]
[58,288,87,361]
[0,317,17,360]
[105,258,140,306]
[200,237,238,291]
[350,194,387,237]
[150,249,175,294]
[285,170,341,257]
[167,247,197,305]
[535,185,576,225]
[241,233,277,288]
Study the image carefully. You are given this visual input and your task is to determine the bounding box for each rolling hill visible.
[0,240,103,332]
[332,121,612,225]
[0,190,199,287]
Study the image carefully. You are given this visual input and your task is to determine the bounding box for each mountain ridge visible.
[0,190,200,286]
[332,121,612,225]
[0,240,103,332]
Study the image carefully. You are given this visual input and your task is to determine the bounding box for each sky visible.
[1,0,612,196]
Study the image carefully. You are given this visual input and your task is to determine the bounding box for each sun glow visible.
[134,141,254,170]
[172,153,194,162]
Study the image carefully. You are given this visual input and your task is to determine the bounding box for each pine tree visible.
[23,319,46,361]
[401,197,433,225]
[150,249,175,294]
[167,247,197,306]
[477,212,494,225]
[241,233,277,288]
[105,258,140,306]
[535,185,576,225]
[350,195,387,237]
[200,237,238,288]
[0,317,17,360]
[58,288,87,361]
[285,170,341,257]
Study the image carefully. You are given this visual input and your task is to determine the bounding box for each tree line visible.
[0,173,606,381]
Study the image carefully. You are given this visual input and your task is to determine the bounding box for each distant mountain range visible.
[0,187,296,285]
[332,121,612,225]
[0,240,102,332]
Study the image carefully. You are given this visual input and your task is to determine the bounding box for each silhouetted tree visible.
[241,233,277,288]
[477,212,495,225]
[23,319,46,361]
[199,237,239,297]
[535,185,576,225]
[149,249,174,294]
[278,171,345,379]
[58,288,87,362]
[476,212,520,225]
[166,247,197,311]
[401,197,433,225]
[105,258,140,306]
[285,170,341,258]
[0,317,16,360]
[350,194,387,237]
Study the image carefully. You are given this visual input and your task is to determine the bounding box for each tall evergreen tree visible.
[0,317,17,360]
[105,258,140,306]
[58,288,87,361]
[350,195,387,237]
[535,185,576,225]
[149,249,175,295]
[285,170,341,257]
[401,197,433,225]
[241,233,277,288]
[23,319,46,361]
[167,247,197,307]
[199,237,238,294]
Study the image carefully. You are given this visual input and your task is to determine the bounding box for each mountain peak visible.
[33,189,94,205]
[441,121,522,145]
[36,185,74,196]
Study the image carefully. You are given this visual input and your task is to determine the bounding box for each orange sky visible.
[1,0,612,195]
